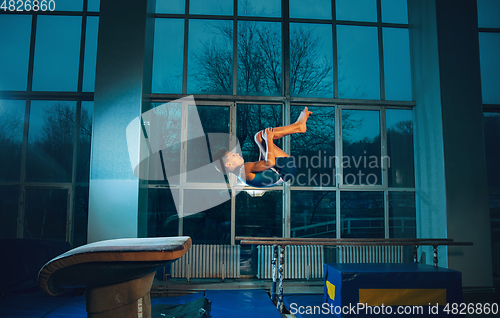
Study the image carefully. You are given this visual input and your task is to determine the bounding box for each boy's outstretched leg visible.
[254,107,312,159]
[293,107,313,134]
[264,107,313,140]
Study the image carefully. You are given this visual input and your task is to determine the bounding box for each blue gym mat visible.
[0,293,85,318]
[0,289,282,318]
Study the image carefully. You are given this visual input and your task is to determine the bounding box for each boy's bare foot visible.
[295,107,312,133]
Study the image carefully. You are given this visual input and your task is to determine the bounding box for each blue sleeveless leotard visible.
[244,156,297,188]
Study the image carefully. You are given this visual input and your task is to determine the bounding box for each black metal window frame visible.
[148,0,416,243]
[0,0,97,245]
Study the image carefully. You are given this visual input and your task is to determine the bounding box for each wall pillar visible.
[409,0,492,287]
[88,0,155,242]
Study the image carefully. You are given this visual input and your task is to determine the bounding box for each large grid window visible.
[0,4,98,246]
[0,1,415,258]
[152,0,412,100]
[478,0,500,285]
[149,0,415,255]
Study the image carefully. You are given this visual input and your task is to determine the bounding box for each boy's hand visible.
[265,127,274,141]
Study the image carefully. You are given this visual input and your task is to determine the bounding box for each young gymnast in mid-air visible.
[214,107,312,187]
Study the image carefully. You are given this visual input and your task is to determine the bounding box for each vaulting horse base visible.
[86,272,154,318]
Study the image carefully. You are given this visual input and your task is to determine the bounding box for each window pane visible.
[187,105,230,183]
[383,28,412,101]
[53,0,84,11]
[0,186,19,238]
[236,104,282,163]
[389,191,415,262]
[0,100,25,182]
[24,189,67,241]
[183,190,231,244]
[188,20,233,95]
[490,195,500,278]
[387,109,414,187]
[340,191,384,238]
[83,17,99,92]
[490,194,500,240]
[381,0,408,24]
[291,106,335,187]
[190,0,233,15]
[290,23,333,98]
[148,188,179,237]
[236,190,282,237]
[479,32,500,104]
[342,110,381,185]
[33,16,82,92]
[0,15,31,91]
[338,25,380,100]
[336,0,377,22]
[238,21,282,96]
[73,186,89,247]
[77,101,93,183]
[147,102,183,185]
[290,0,331,19]
[484,113,500,188]
[477,0,500,28]
[389,192,416,238]
[152,18,184,94]
[26,101,76,182]
[238,0,280,17]
[88,0,100,12]
[156,0,185,14]
[291,191,336,238]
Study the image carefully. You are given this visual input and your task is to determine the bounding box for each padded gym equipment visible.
[38,236,191,318]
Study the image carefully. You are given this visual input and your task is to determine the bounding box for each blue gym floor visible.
[0,289,296,318]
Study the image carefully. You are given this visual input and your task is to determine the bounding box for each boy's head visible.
[213,148,244,173]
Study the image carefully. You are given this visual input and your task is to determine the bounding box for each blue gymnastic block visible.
[323,263,462,317]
